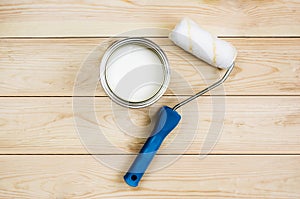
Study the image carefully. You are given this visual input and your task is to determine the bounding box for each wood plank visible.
[1,38,299,96]
[0,96,299,154]
[0,0,300,37]
[0,155,299,198]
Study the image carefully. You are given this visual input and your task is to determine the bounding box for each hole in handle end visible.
[124,173,141,187]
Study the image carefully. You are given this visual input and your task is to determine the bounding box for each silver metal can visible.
[99,37,170,108]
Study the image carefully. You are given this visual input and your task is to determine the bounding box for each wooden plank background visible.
[0,96,299,154]
[0,0,299,198]
[0,155,299,198]
[1,38,299,96]
[0,0,300,37]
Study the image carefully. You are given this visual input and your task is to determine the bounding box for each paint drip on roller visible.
[169,18,237,69]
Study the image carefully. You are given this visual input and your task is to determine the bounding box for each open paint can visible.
[100,38,170,108]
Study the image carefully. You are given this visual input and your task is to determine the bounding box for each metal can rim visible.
[99,37,170,109]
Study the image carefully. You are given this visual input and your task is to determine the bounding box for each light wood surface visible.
[1,0,300,198]
[0,0,300,37]
[0,96,299,154]
[0,155,299,199]
[1,38,300,96]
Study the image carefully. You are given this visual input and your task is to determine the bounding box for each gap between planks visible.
[1,154,300,156]
[1,36,300,39]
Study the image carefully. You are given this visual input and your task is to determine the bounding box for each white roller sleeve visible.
[169,18,237,69]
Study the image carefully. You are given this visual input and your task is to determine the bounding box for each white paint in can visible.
[105,44,165,103]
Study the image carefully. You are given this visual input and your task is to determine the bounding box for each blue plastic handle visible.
[123,106,181,187]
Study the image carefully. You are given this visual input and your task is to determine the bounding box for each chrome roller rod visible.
[172,63,235,111]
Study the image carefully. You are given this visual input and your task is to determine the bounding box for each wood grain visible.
[0,155,299,198]
[1,38,299,96]
[0,96,299,154]
[1,0,300,198]
[0,0,300,37]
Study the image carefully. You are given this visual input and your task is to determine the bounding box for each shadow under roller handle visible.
[124,106,181,187]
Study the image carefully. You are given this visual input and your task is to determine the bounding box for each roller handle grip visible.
[123,106,181,187]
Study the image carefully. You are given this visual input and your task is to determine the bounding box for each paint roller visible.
[124,18,237,187]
